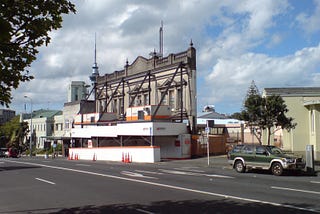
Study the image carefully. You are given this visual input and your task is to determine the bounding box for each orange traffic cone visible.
[122,152,124,162]
[126,153,130,163]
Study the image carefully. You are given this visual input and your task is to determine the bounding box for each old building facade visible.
[94,43,197,133]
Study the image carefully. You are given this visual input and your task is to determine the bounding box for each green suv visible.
[227,145,306,176]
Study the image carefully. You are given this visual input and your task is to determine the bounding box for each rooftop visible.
[263,87,320,96]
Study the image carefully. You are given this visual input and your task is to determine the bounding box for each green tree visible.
[240,80,263,143]
[259,95,296,145]
[0,115,29,150]
[229,112,242,120]
[241,81,296,145]
[0,0,76,107]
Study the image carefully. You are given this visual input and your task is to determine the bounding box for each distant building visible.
[67,81,88,102]
[202,105,215,112]
[0,109,15,125]
[63,100,95,147]
[22,109,62,149]
[263,87,320,160]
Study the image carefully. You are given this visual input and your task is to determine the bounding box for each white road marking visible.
[271,186,320,195]
[35,178,56,185]
[159,169,234,179]
[174,167,205,173]
[121,171,157,179]
[135,170,163,175]
[311,181,320,184]
[76,164,91,167]
[0,162,4,164]
[136,208,155,214]
[159,169,191,175]
[4,159,317,213]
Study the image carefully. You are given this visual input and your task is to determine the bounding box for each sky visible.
[8,0,320,115]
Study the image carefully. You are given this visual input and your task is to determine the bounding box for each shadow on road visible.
[0,166,41,171]
[45,199,315,214]
[247,169,318,177]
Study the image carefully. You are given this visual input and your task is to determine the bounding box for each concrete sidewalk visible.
[163,155,320,175]
[161,155,229,169]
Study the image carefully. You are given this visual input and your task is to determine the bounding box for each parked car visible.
[0,148,8,157]
[227,144,306,176]
[5,148,18,158]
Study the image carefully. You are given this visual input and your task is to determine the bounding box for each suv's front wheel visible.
[234,160,245,173]
[271,162,283,176]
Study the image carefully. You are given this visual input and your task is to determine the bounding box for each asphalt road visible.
[0,156,319,214]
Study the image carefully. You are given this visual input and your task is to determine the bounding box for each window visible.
[130,96,135,106]
[136,95,142,106]
[177,89,182,108]
[119,98,123,114]
[209,127,225,135]
[144,94,149,105]
[161,92,167,105]
[65,120,69,129]
[311,109,315,134]
[256,146,266,155]
[169,90,175,109]
[113,99,117,113]
[243,146,253,154]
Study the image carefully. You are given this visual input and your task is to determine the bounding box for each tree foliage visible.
[0,115,29,150]
[260,95,297,145]
[241,81,262,126]
[241,81,296,145]
[0,0,76,107]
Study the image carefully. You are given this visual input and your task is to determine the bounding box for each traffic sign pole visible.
[206,125,210,166]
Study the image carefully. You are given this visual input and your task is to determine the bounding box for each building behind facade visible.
[67,81,88,102]
[263,87,320,160]
[0,109,15,125]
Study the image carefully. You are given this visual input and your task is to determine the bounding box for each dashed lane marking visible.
[3,159,317,213]
[136,208,155,214]
[35,177,56,185]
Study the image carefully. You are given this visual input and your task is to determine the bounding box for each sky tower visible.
[89,33,99,100]
[90,33,99,85]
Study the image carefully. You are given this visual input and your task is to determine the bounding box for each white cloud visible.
[7,0,320,115]
[296,0,320,35]
[198,0,290,72]
[203,43,320,112]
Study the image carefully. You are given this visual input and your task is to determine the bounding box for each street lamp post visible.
[24,96,32,157]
